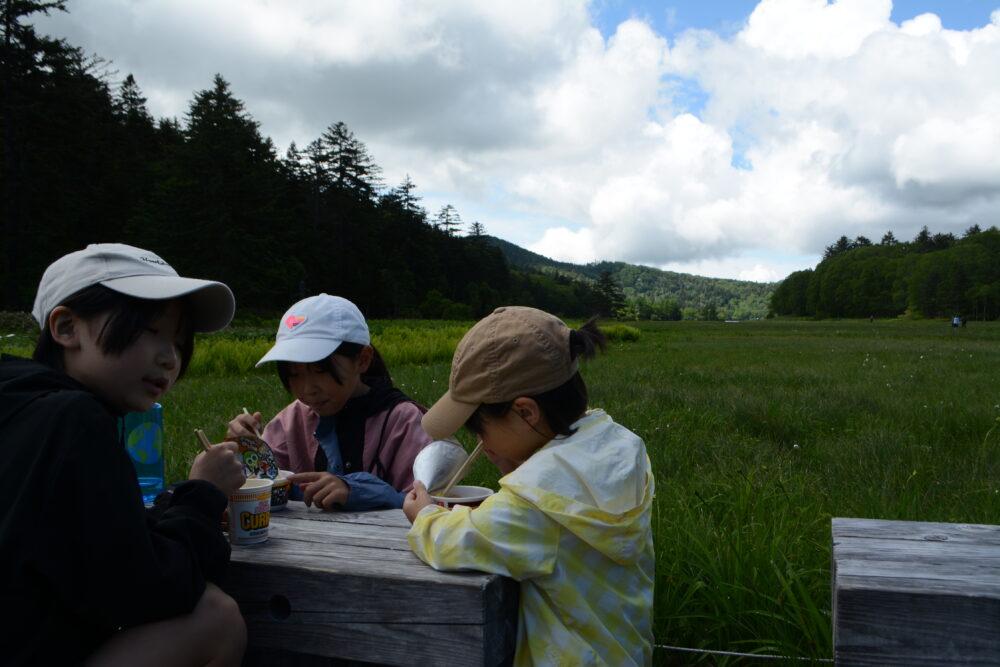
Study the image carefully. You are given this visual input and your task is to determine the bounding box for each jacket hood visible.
[500,409,654,565]
[0,355,92,425]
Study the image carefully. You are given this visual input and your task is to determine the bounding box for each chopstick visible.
[242,407,262,438]
[194,429,213,452]
[439,441,485,497]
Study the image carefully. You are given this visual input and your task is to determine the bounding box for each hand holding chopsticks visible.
[190,430,245,495]
[242,407,263,438]
[194,429,213,452]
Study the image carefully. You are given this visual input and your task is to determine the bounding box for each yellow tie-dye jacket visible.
[408,409,655,666]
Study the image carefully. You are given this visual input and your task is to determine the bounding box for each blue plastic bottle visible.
[122,403,164,506]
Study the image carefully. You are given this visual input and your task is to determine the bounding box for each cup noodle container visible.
[269,472,291,511]
[229,478,272,545]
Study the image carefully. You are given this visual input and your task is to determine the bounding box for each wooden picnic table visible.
[222,501,518,667]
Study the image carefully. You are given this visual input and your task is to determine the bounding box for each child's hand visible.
[189,441,246,496]
[291,472,349,510]
[403,481,434,523]
[226,411,263,439]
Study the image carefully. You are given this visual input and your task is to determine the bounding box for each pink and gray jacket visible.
[263,393,432,494]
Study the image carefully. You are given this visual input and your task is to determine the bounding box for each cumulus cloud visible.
[32,0,1000,281]
[532,0,1000,274]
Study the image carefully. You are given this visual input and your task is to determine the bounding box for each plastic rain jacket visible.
[408,409,655,666]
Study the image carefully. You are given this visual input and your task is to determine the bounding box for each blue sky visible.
[593,1,994,39]
[32,1,1000,282]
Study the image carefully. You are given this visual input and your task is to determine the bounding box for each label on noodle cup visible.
[229,478,273,545]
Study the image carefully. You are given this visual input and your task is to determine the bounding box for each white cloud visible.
[529,226,596,265]
[741,0,893,59]
[31,0,1000,281]
[893,114,1000,193]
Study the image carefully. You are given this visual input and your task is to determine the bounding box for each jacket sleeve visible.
[367,401,433,492]
[407,490,558,581]
[40,396,230,630]
[339,472,406,510]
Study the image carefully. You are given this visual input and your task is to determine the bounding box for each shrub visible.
[0,311,37,334]
[602,324,641,342]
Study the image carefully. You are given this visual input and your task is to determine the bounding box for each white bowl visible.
[430,485,494,509]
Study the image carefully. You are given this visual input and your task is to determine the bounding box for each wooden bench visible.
[832,517,1000,666]
[222,502,518,666]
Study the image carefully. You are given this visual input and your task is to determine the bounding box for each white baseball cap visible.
[255,293,370,367]
[32,243,235,333]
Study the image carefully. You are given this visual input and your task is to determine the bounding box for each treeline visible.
[770,226,1000,320]
[490,238,776,320]
[1,1,610,320]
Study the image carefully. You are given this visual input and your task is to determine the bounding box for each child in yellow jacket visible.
[404,306,654,666]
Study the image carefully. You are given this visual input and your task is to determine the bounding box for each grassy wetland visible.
[4,317,999,664]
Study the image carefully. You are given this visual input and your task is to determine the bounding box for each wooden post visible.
[832,517,1000,666]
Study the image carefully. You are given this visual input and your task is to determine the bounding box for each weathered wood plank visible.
[224,504,518,666]
[275,503,412,528]
[231,532,486,584]
[834,518,1000,546]
[832,517,1000,667]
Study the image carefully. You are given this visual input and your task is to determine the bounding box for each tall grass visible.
[4,317,999,663]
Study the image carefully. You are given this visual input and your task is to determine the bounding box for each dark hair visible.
[465,316,607,439]
[32,284,196,377]
[276,342,391,392]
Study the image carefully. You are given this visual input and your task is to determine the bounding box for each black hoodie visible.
[0,354,231,665]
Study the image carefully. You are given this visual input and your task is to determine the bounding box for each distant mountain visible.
[486,236,777,320]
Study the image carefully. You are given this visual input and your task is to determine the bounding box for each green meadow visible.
[4,318,999,664]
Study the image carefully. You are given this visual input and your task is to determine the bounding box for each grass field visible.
[4,318,999,664]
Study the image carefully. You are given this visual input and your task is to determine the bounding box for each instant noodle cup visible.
[229,478,272,545]
[269,471,291,511]
[431,485,494,509]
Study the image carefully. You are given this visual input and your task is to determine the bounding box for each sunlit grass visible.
[4,317,1000,663]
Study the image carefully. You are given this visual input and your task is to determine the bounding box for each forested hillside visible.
[2,1,775,323]
[490,237,776,320]
[770,226,1000,320]
[2,1,617,320]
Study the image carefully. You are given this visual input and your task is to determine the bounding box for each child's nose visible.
[157,343,179,369]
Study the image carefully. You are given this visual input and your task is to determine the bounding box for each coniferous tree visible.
[319,121,382,198]
[436,204,461,236]
[396,175,423,217]
[823,235,852,259]
[595,270,626,319]
[468,221,486,238]
[1,0,123,308]
[131,74,300,307]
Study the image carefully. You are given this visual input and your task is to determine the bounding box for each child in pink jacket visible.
[228,294,431,510]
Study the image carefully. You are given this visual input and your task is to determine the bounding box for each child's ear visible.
[357,345,374,374]
[512,397,543,426]
[48,306,82,349]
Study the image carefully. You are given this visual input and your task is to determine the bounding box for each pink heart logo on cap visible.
[285,314,306,329]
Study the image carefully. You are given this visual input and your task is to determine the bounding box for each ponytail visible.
[569,315,607,362]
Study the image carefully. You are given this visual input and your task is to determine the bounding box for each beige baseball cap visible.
[421,306,579,440]
[32,243,235,332]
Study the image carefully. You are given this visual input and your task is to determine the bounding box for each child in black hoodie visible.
[0,244,247,666]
